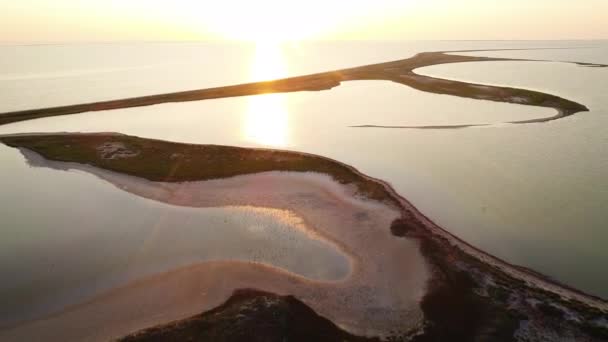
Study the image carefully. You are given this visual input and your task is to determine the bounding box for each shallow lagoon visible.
[0,148,354,325]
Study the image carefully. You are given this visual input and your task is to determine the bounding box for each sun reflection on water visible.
[243,42,290,147]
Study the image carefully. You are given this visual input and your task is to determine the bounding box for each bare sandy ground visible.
[0,150,430,341]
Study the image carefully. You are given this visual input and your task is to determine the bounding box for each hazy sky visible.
[2,0,607,42]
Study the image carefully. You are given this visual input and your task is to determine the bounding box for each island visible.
[0,132,606,341]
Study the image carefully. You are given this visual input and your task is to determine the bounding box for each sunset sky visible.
[2,0,607,43]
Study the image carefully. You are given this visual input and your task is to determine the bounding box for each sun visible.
[153,0,416,43]
[195,0,347,42]
[242,41,290,147]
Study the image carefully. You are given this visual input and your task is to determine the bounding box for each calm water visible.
[0,40,607,310]
[0,148,351,325]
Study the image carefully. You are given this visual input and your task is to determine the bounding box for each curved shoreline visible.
[1,133,607,341]
[0,145,429,340]
[2,132,608,306]
[1,49,604,128]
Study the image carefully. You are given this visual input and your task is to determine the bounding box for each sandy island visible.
[0,133,607,341]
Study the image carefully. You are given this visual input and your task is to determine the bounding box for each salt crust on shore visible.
[0,149,430,341]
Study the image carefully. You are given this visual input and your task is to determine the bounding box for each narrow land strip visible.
[1,49,603,128]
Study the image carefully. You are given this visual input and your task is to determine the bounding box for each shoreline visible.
[0,139,429,340]
[1,133,607,341]
[3,132,608,306]
[1,49,604,128]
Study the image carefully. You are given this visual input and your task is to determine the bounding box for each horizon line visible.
[1,38,607,47]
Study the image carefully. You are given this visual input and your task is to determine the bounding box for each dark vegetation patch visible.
[119,289,376,342]
[582,323,608,340]
[390,218,416,237]
[410,237,521,342]
[0,134,399,207]
[536,302,564,318]
[487,285,511,303]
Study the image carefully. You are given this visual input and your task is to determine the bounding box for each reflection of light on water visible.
[245,93,289,147]
[243,42,290,147]
[250,41,288,82]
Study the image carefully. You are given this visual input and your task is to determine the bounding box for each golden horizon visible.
[1,0,607,43]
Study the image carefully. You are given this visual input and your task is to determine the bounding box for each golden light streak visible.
[242,42,290,147]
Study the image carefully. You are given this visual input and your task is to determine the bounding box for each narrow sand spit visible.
[1,49,602,128]
[0,149,429,341]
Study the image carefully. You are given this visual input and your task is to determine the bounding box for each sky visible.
[1,0,607,43]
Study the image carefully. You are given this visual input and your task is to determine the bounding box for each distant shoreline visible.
[1,49,604,128]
